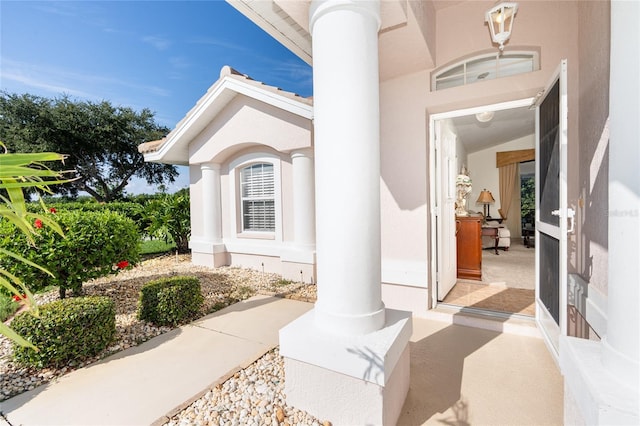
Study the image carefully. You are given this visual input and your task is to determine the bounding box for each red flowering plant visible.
[1,209,140,298]
[116,260,129,270]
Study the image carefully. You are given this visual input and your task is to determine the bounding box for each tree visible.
[521,175,535,226]
[0,92,178,202]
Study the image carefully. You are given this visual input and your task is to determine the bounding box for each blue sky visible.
[0,0,312,194]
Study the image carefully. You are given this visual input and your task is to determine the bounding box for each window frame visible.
[240,162,276,233]
[431,50,540,91]
[228,152,282,241]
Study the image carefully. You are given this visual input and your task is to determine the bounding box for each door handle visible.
[551,208,576,233]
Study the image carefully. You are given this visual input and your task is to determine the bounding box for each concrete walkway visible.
[0,295,312,426]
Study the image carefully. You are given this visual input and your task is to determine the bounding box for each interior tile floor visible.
[442,240,535,316]
[442,280,535,316]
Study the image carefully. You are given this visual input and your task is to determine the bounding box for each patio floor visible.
[399,315,563,425]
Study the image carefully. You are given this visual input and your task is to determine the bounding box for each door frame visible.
[429,97,535,309]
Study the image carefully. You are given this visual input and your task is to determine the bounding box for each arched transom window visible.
[432,50,540,91]
[240,163,275,232]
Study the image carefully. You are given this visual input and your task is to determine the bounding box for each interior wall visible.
[467,134,535,216]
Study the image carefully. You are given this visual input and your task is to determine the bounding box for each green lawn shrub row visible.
[0,209,140,298]
[11,296,116,368]
[137,276,203,326]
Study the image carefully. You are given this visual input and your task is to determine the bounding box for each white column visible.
[280,3,411,424]
[310,0,385,335]
[603,0,639,391]
[291,148,316,248]
[201,163,222,243]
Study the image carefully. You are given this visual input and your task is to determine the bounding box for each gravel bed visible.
[165,349,328,426]
[1,254,317,402]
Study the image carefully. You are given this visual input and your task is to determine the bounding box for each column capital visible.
[291,147,314,160]
[200,162,221,171]
[310,0,381,33]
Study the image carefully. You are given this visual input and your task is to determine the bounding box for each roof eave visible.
[226,0,312,65]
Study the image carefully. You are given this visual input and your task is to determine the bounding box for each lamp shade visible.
[477,189,495,204]
[485,2,518,51]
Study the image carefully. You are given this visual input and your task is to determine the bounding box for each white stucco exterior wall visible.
[379,71,430,295]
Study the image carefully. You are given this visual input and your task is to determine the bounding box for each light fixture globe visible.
[485,2,519,51]
[475,111,495,123]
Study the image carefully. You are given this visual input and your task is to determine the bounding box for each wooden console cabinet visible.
[456,216,482,280]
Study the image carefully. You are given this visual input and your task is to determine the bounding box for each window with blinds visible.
[240,163,275,232]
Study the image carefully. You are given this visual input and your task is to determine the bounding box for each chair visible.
[482,210,511,251]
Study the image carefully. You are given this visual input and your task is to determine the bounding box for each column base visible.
[189,240,227,268]
[280,308,412,425]
[560,336,639,425]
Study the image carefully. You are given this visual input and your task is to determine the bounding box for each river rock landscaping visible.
[164,348,326,426]
[1,254,317,406]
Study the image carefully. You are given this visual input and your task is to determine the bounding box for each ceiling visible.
[447,106,536,154]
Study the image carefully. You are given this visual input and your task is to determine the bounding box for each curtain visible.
[499,163,518,219]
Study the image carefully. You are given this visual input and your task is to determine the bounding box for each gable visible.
[140,65,313,166]
[189,94,313,165]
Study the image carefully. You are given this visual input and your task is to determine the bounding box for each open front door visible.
[535,60,569,356]
[436,120,457,300]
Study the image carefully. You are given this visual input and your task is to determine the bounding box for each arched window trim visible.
[431,49,540,91]
[240,162,275,232]
[228,152,282,241]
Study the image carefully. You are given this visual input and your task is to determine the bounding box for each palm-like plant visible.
[0,143,74,348]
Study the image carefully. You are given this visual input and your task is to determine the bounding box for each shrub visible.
[137,276,203,326]
[144,189,191,253]
[11,296,116,368]
[28,201,148,237]
[0,293,19,322]
[0,209,140,298]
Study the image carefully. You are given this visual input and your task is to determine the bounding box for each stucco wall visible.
[188,94,312,165]
[576,0,610,299]
[380,71,430,288]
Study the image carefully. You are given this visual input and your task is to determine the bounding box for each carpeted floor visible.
[443,241,535,316]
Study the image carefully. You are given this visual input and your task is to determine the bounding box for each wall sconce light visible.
[477,189,495,218]
[485,2,518,52]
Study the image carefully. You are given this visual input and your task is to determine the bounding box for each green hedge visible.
[137,276,203,326]
[29,201,149,236]
[0,209,140,298]
[11,296,116,368]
